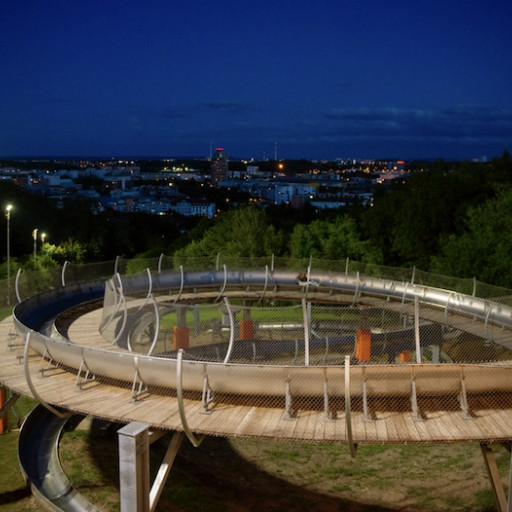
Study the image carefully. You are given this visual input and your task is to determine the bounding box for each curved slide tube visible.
[18,404,100,512]
[13,269,512,335]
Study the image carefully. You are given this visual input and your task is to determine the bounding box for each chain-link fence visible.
[4,254,512,308]
[99,284,512,367]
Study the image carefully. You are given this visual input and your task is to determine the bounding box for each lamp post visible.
[40,232,47,254]
[33,228,38,257]
[5,205,12,305]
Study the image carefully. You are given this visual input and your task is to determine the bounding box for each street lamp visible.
[32,228,38,257]
[5,205,12,305]
[40,232,47,250]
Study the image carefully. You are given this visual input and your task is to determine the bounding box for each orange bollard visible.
[239,320,254,340]
[0,387,7,434]
[355,328,371,362]
[400,350,411,362]
[173,326,190,349]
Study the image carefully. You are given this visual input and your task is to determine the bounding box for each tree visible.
[432,187,512,286]
[43,238,87,265]
[289,216,382,263]
[176,206,285,258]
[362,156,512,268]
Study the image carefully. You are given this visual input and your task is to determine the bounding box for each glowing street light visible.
[40,232,47,249]
[5,204,12,305]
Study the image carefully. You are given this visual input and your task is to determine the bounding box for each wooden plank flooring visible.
[3,315,512,446]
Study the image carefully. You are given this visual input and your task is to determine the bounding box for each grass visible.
[159,303,405,331]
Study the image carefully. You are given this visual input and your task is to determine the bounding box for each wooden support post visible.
[355,329,371,362]
[149,432,183,512]
[480,444,508,512]
[174,307,190,349]
[508,445,512,512]
[173,326,190,349]
[0,386,8,434]
[0,389,20,434]
[239,320,254,340]
[240,298,254,341]
[400,350,411,362]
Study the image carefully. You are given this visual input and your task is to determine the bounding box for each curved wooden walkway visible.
[2,307,512,446]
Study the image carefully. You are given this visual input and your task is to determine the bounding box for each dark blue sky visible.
[1,0,511,161]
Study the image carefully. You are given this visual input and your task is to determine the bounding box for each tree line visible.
[176,151,512,286]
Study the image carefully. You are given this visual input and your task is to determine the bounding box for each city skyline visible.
[1,0,511,161]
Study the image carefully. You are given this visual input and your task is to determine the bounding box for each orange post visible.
[173,326,190,349]
[400,350,411,362]
[355,328,371,362]
[0,387,7,434]
[239,320,254,340]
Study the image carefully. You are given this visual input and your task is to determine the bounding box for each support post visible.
[149,432,184,512]
[239,301,254,340]
[0,386,8,433]
[480,444,508,512]
[414,296,421,363]
[0,388,20,433]
[345,355,357,458]
[508,446,512,512]
[302,298,310,366]
[118,422,151,512]
[355,328,371,362]
[362,368,372,422]
[284,378,294,420]
[173,306,189,349]
[323,378,332,420]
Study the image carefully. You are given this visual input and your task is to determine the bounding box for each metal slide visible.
[18,404,101,512]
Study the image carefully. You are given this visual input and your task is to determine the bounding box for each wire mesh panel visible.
[135,302,233,361]
[63,260,116,284]
[230,302,305,365]
[10,258,512,447]
[99,278,119,341]
[101,290,512,369]
[15,267,64,301]
[0,278,15,309]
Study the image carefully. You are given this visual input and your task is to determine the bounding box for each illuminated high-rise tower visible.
[211,148,228,185]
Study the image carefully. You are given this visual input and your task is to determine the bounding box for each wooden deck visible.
[3,310,512,446]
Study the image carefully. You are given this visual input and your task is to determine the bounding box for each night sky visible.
[1,0,511,161]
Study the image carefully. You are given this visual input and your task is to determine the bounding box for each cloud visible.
[142,99,257,121]
[325,106,417,121]
[147,105,193,119]
[199,100,250,114]
[323,105,512,141]
[119,102,511,159]
[336,80,357,90]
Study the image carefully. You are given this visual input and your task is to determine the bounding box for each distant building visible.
[169,198,216,218]
[310,197,347,210]
[211,148,228,185]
